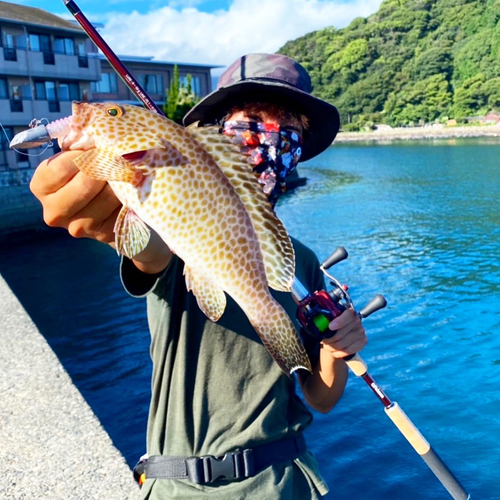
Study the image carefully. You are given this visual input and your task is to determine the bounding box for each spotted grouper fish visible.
[46,102,312,375]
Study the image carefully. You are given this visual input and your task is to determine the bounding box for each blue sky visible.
[11,0,242,17]
[7,0,383,69]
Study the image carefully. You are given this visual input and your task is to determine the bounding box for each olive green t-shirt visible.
[121,238,330,499]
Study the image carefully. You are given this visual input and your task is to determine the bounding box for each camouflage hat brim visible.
[183,79,340,162]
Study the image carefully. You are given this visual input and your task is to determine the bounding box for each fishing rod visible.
[293,247,469,500]
[62,0,165,116]
[7,0,165,150]
[61,3,470,496]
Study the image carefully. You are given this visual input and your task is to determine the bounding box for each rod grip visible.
[345,353,368,376]
[385,402,431,455]
[386,404,470,499]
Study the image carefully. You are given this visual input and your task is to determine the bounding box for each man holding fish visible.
[29,53,367,498]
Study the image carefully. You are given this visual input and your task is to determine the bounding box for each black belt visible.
[134,434,307,485]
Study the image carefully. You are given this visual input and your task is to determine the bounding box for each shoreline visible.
[334,124,500,142]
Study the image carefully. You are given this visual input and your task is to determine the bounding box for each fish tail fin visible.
[250,299,312,377]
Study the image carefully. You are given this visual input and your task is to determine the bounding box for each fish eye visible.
[106,106,123,117]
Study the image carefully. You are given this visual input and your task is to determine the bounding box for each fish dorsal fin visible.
[114,205,151,259]
[74,148,143,184]
[184,265,227,322]
[188,124,295,292]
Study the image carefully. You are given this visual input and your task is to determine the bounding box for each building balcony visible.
[0,98,73,126]
[0,48,100,81]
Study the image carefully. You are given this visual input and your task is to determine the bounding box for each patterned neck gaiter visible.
[222,120,302,205]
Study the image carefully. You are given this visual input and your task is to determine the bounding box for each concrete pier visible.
[0,274,138,500]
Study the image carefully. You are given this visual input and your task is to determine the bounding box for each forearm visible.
[298,346,348,414]
[130,229,172,274]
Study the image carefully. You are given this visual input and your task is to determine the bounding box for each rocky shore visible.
[335,124,500,142]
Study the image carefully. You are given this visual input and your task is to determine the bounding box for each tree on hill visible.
[278,0,500,129]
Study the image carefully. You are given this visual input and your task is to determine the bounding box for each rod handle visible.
[345,353,368,377]
[385,403,470,500]
[385,402,431,455]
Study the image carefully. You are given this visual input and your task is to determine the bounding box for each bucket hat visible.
[183,53,340,162]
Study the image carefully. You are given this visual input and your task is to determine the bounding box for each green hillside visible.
[279,0,500,130]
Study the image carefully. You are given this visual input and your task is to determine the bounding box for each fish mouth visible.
[122,150,148,163]
[44,101,96,151]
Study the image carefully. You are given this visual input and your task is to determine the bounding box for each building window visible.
[2,32,14,47]
[34,81,46,100]
[48,100,60,112]
[43,52,55,65]
[10,99,22,112]
[78,55,88,68]
[59,82,80,101]
[91,72,118,93]
[76,42,88,67]
[3,47,16,61]
[10,85,23,112]
[29,33,54,65]
[28,34,40,51]
[180,75,202,96]
[2,32,17,61]
[138,74,164,94]
[34,81,60,111]
[0,126,13,171]
[35,81,57,100]
[45,81,57,101]
[0,78,7,100]
[28,33,52,52]
[53,36,75,55]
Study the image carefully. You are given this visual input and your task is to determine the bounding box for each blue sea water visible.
[1,137,499,499]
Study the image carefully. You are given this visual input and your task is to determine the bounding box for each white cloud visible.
[100,0,382,72]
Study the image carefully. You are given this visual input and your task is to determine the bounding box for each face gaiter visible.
[222,120,302,205]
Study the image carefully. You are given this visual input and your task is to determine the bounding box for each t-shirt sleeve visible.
[119,256,170,298]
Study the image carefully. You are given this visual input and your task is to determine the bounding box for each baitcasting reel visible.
[294,247,387,345]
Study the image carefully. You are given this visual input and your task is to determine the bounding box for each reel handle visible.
[359,295,387,319]
[322,247,348,270]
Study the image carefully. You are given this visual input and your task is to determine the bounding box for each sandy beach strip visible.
[335,124,500,142]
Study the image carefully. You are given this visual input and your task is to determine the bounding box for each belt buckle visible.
[188,449,254,484]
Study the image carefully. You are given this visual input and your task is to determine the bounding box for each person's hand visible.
[30,150,121,244]
[30,150,172,274]
[321,308,367,358]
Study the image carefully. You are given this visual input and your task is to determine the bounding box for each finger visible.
[43,171,110,225]
[331,338,368,358]
[326,328,366,351]
[322,323,356,345]
[328,308,358,331]
[67,186,122,241]
[30,151,83,196]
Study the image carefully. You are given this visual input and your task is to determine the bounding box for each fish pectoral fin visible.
[184,267,227,322]
[114,205,151,259]
[188,124,295,292]
[74,148,143,184]
[120,136,190,175]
